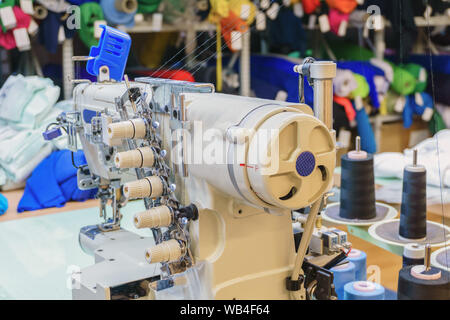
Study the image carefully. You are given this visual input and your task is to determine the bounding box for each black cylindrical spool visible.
[397,266,450,300]
[339,153,376,220]
[402,256,425,267]
[399,167,427,239]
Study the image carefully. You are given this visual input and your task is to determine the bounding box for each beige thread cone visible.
[115,147,155,168]
[134,205,173,229]
[145,239,183,263]
[115,0,137,13]
[33,5,48,19]
[123,176,164,199]
[107,119,146,139]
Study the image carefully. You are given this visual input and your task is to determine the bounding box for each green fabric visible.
[137,0,162,13]
[0,0,15,34]
[429,110,446,135]
[390,63,417,96]
[349,73,370,99]
[79,2,104,49]
[160,0,185,24]
[288,51,300,58]
[329,41,375,61]
[0,0,15,8]
[404,63,427,93]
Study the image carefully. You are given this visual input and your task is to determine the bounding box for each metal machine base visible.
[72,226,160,300]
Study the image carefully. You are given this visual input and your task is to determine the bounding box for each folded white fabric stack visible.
[374,129,450,188]
[0,75,63,189]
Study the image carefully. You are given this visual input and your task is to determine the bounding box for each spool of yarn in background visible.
[79,2,105,48]
[346,249,367,281]
[390,64,417,96]
[339,152,376,220]
[0,0,17,31]
[397,265,450,300]
[0,6,31,50]
[38,10,76,54]
[195,0,210,21]
[333,68,358,97]
[354,103,377,154]
[330,261,356,299]
[348,73,370,101]
[404,63,427,93]
[403,243,425,267]
[137,0,162,14]
[344,281,385,300]
[33,4,48,20]
[35,0,70,13]
[101,0,137,27]
[347,74,377,154]
[399,150,427,241]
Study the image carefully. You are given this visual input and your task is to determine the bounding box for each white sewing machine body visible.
[65,61,339,300]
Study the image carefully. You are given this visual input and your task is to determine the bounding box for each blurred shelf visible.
[370,114,403,124]
[414,15,450,27]
[119,21,216,34]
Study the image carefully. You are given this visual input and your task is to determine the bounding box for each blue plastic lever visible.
[86,25,131,82]
[42,127,62,141]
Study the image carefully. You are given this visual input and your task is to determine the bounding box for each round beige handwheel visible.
[247,111,335,210]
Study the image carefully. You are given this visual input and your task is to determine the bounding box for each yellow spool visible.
[123,176,164,199]
[107,119,147,140]
[145,239,184,263]
[134,205,173,229]
[114,147,156,168]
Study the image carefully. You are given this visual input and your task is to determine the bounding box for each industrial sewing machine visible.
[44,26,352,300]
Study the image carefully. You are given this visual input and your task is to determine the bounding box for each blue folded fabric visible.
[0,193,8,215]
[245,55,314,106]
[354,103,377,154]
[337,61,385,108]
[267,7,307,56]
[17,150,97,212]
[38,11,76,54]
[403,92,434,129]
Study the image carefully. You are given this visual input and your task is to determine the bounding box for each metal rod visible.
[425,243,431,271]
[240,31,251,96]
[290,198,322,299]
[413,149,418,166]
[356,136,361,152]
[309,61,336,131]
[62,39,74,99]
[313,79,333,130]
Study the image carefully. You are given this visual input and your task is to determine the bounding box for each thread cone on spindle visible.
[107,119,146,140]
[397,265,449,300]
[134,205,173,229]
[339,136,376,220]
[399,149,427,240]
[123,176,164,199]
[402,243,425,267]
[115,0,137,13]
[115,147,155,168]
[145,239,184,263]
